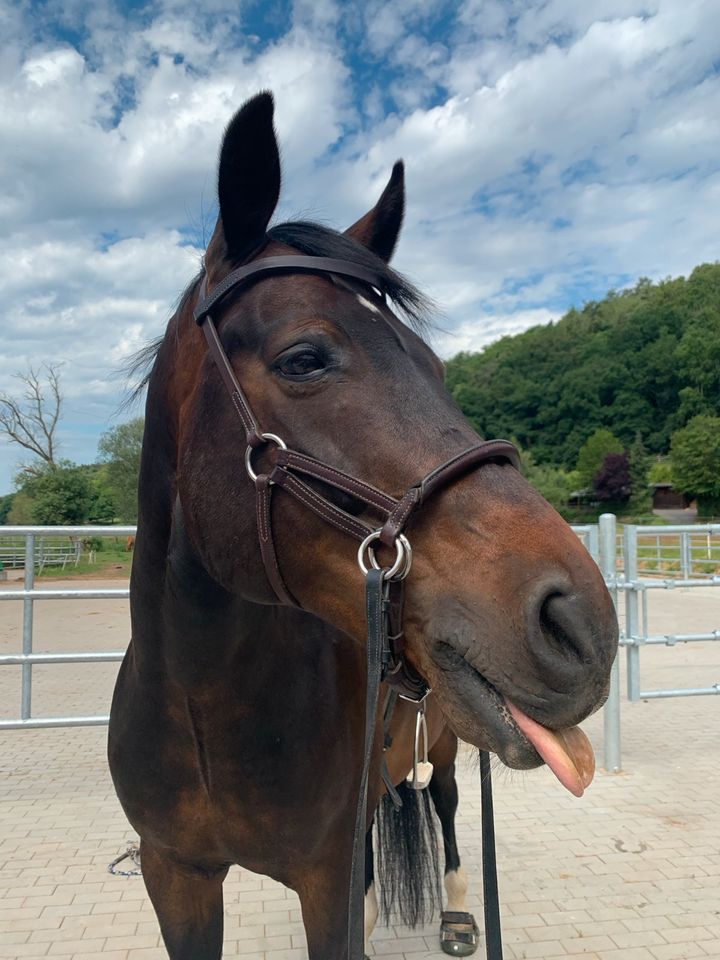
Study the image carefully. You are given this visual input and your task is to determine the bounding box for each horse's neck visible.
[130,490,356,696]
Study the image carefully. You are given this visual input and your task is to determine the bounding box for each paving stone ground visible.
[1,577,719,960]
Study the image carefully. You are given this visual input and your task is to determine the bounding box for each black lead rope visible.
[480,750,504,960]
[351,571,504,960]
[348,568,386,959]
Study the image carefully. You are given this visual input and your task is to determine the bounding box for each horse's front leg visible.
[297,850,362,960]
[140,841,228,960]
[429,729,480,957]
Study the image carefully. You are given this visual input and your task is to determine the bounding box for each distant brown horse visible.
[108,92,617,959]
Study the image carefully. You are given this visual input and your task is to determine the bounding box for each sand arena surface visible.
[1,577,719,959]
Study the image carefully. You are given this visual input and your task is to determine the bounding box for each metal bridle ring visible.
[358,530,412,580]
[245,433,287,483]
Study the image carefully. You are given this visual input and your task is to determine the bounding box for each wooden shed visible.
[650,483,693,510]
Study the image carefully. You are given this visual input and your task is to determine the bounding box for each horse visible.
[108,91,618,960]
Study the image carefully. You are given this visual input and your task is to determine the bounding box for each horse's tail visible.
[375,781,442,926]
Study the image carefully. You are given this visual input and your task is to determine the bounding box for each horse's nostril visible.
[433,639,466,670]
[538,592,594,664]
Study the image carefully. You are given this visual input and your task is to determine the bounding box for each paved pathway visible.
[1,580,719,959]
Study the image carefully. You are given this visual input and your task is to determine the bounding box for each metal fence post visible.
[599,513,621,772]
[586,524,599,563]
[21,533,35,720]
[623,523,641,701]
[680,531,691,579]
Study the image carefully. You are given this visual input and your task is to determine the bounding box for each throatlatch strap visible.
[480,751,504,960]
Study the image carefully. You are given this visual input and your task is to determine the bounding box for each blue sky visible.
[1,0,719,492]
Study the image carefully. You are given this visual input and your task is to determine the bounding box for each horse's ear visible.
[345,161,405,262]
[216,91,281,259]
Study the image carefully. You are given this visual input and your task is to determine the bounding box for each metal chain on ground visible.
[108,842,142,876]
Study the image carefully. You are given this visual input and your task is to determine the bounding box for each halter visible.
[194,253,516,959]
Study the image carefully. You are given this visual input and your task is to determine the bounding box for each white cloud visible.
[432,308,561,356]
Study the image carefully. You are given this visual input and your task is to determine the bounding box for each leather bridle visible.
[194,253,516,959]
[194,254,520,645]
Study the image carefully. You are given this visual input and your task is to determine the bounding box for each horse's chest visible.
[111,672,360,870]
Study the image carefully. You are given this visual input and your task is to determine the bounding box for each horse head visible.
[164,92,618,794]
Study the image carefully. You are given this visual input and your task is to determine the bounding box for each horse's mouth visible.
[431,647,596,797]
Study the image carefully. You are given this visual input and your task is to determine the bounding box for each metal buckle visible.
[357,530,412,580]
[245,433,287,483]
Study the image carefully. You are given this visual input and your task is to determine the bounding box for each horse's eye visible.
[276,346,326,379]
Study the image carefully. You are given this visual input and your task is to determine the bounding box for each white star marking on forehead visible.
[356,293,382,318]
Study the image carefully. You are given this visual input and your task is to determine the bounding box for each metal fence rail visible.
[0,525,133,730]
[621,523,720,702]
[631,524,720,580]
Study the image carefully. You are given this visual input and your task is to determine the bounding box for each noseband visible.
[194,254,516,959]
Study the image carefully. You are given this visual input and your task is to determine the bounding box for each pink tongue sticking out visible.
[506,701,595,797]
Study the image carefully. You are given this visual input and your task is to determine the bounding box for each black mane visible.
[266,221,432,330]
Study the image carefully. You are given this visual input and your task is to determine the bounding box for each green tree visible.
[670,415,720,516]
[7,490,35,524]
[648,458,673,483]
[674,305,720,427]
[10,463,116,526]
[628,433,651,515]
[521,450,577,511]
[24,464,96,525]
[575,428,624,488]
[0,493,15,524]
[98,419,144,522]
[445,263,720,466]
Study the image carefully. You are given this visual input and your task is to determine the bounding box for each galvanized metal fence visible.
[620,522,720,701]
[0,526,133,730]
[1,521,719,774]
[0,534,82,572]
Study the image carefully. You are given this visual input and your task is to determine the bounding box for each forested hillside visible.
[445,263,720,467]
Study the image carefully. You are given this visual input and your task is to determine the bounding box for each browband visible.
[194,255,387,325]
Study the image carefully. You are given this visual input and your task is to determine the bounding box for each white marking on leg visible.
[364,881,379,952]
[356,293,381,317]
[444,866,468,912]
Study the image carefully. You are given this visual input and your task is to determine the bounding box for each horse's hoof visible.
[439,910,479,956]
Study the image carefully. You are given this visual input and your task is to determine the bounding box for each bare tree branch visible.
[0,363,63,470]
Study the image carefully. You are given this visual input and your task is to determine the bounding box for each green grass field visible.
[39,544,132,579]
[635,536,720,575]
[0,537,132,579]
